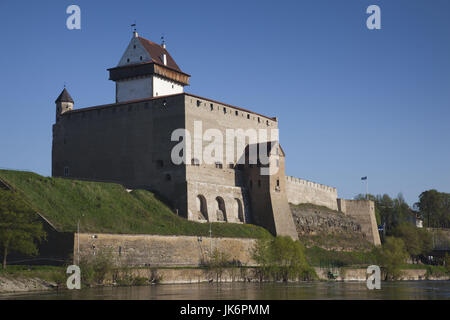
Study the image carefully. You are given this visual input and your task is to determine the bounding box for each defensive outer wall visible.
[285,176,338,210]
[75,233,257,267]
[285,176,381,246]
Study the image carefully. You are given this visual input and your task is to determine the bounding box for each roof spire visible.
[161,35,166,48]
[55,87,74,104]
[131,22,138,38]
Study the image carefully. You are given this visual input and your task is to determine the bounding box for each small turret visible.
[55,88,74,121]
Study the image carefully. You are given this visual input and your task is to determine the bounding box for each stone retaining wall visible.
[75,233,257,267]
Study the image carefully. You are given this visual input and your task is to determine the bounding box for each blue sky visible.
[0,0,449,205]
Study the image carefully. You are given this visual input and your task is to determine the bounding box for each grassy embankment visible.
[0,170,272,239]
[0,265,66,285]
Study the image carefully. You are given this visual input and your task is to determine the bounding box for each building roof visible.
[138,37,182,72]
[55,88,74,104]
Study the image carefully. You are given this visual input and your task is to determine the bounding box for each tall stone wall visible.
[74,233,257,267]
[52,94,189,216]
[337,199,381,246]
[285,176,338,210]
[186,181,248,223]
[184,94,279,227]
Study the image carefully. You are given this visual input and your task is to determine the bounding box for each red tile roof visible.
[138,37,182,72]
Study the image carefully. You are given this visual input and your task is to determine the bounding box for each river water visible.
[1,281,449,300]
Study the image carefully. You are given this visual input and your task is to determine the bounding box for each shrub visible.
[391,222,432,262]
[205,248,231,282]
[252,236,316,282]
[79,250,115,286]
[376,237,409,280]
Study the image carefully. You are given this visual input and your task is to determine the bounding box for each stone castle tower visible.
[52,31,380,245]
[55,88,74,121]
[108,31,190,102]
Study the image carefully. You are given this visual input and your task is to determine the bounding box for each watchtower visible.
[108,31,190,102]
[55,88,74,122]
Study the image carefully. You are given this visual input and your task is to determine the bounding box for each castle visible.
[52,31,380,245]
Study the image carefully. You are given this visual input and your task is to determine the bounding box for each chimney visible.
[162,53,167,66]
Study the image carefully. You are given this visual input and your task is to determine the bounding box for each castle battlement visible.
[285,175,336,193]
[59,92,279,130]
[185,94,277,126]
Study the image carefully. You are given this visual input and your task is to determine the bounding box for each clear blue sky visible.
[0,0,449,205]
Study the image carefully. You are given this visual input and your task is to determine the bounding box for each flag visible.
[361,176,367,180]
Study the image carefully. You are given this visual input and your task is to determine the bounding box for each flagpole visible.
[366,178,368,200]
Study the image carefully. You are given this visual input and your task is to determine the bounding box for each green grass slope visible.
[0,170,271,239]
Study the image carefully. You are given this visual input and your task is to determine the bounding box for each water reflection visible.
[1,281,449,300]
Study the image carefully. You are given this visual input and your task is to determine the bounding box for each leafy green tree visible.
[356,193,417,234]
[206,248,231,282]
[391,222,432,263]
[415,190,450,228]
[252,236,315,281]
[376,237,409,280]
[0,189,46,269]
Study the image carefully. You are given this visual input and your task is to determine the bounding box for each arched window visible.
[235,198,244,222]
[215,197,227,222]
[196,195,208,221]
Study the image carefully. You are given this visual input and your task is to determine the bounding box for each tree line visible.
[355,189,450,231]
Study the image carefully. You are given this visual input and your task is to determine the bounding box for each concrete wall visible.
[74,233,257,267]
[337,199,381,246]
[285,176,338,210]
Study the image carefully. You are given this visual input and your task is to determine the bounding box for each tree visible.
[415,190,450,228]
[0,189,46,269]
[356,193,419,234]
[376,237,409,280]
[207,248,231,282]
[391,222,432,263]
[252,236,315,281]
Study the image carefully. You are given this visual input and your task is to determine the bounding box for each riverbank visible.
[1,266,448,294]
[0,275,58,293]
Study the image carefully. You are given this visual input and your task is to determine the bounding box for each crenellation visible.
[186,95,276,126]
[285,175,336,192]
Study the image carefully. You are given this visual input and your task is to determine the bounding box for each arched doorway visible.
[235,198,244,222]
[196,195,208,221]
[215,196,227,222]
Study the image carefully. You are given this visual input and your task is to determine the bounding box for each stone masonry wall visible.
[285,176,338,210]
[337,199,381,246]
[74,233,257,267]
